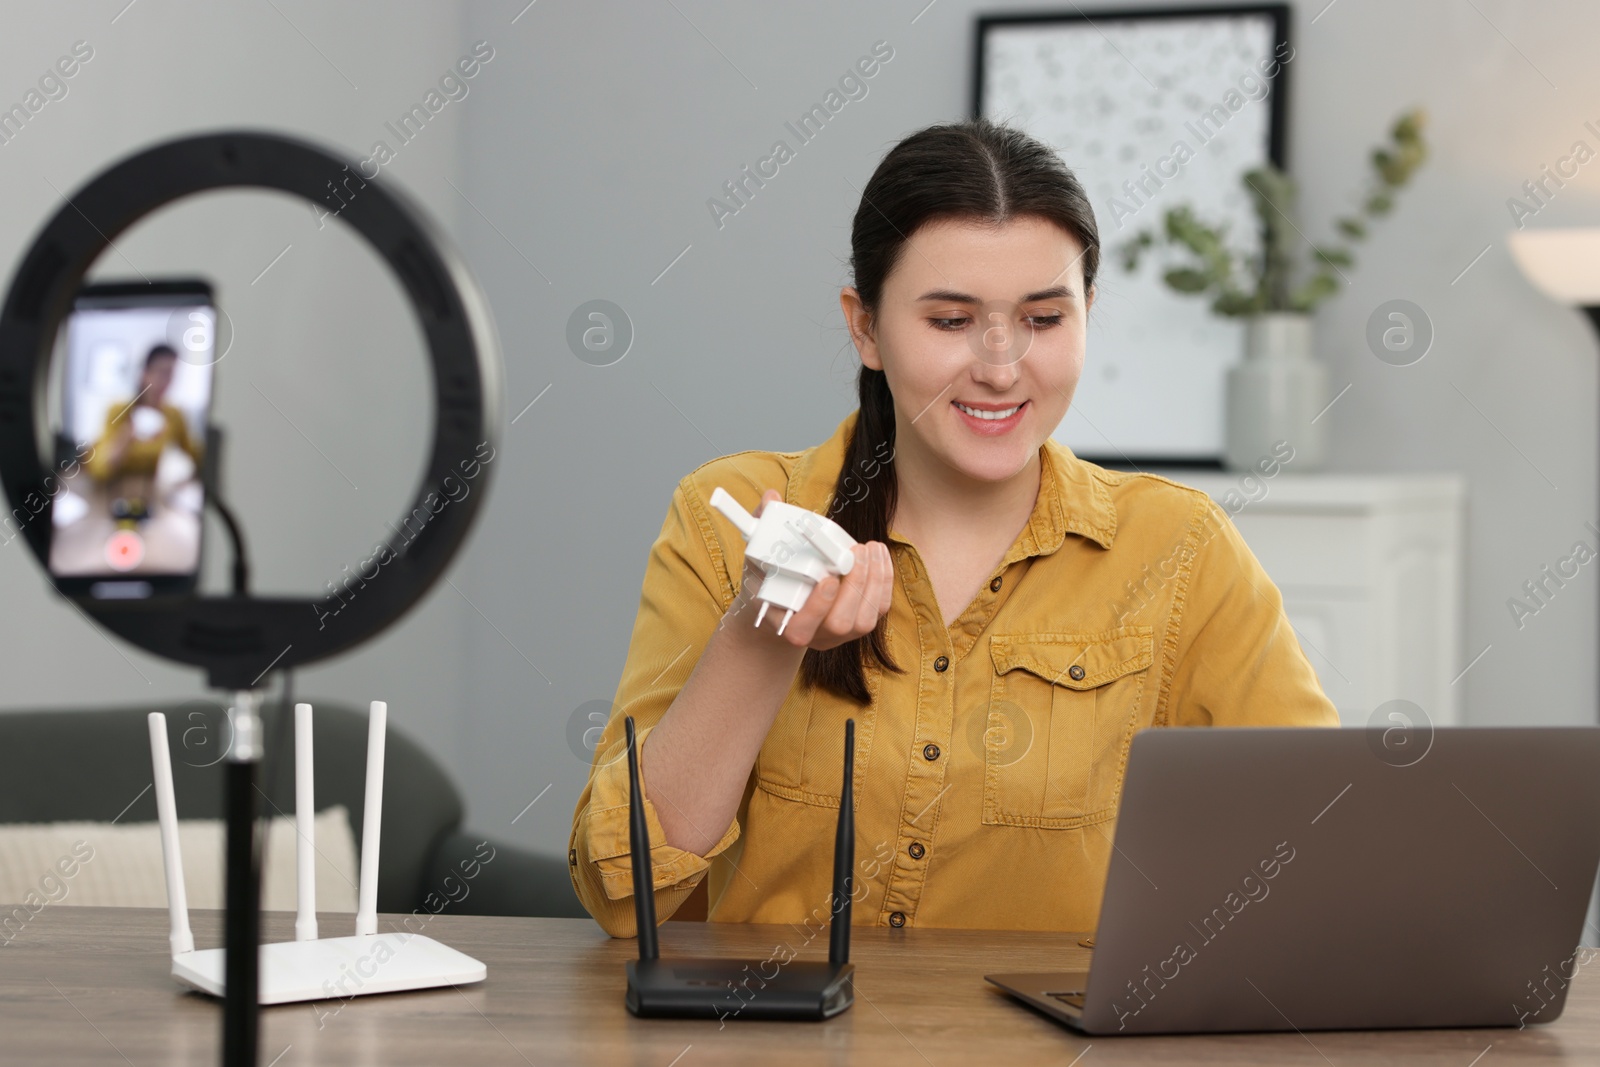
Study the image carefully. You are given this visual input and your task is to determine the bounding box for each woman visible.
[569,119,1337,937]
[85,342,204,524]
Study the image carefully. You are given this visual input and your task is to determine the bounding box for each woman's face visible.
[140,354,175,404]
[842,214,1093,486]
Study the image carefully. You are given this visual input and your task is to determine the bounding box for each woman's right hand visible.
[729,489,894,652]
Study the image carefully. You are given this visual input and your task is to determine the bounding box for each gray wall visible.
[1,1,1597,863]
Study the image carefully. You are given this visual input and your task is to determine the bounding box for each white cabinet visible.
[1147,471,1467,727]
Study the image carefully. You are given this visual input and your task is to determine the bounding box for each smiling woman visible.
[568,119,1338,938]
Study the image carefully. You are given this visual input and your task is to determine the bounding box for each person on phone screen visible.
[85,343,203,524]
[570,120,1338,937]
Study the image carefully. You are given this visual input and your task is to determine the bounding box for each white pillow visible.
[0,805,359,913]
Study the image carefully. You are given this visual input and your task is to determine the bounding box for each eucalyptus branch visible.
[1119,108,1428,317]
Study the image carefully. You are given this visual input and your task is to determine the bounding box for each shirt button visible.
[908,842,925,860]
[1068,665,1086,681]
[933,655,949,673]
[923,743,941,761]
[889,911,907,928]
[990,576,1003,592]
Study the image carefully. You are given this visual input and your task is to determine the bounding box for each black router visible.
[623,715,856,1020]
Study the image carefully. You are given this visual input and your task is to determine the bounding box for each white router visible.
[147,700,487,1004]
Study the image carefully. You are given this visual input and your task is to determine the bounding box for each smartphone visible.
[48,279,217,599]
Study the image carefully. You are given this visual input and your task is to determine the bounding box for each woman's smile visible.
[953,398,1029,435]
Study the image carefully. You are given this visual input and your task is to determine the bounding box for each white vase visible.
[1224,312,1328,472]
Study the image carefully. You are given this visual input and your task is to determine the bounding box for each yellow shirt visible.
[84,400,202,482]
[569,410,1338,936]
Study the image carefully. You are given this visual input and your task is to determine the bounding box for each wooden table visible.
[3,907,1596,1065]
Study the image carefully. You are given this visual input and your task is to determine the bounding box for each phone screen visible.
[48,280,217,599]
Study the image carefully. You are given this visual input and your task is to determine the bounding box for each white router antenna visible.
[707,486,758,538]
[147,712,194,957]
[355,700,386,937]
[294,703,317,942]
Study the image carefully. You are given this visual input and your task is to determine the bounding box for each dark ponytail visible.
[799,118,1102,704]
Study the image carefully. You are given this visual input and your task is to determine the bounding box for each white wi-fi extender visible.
[147,701,487,1004]
[706,486,858,636]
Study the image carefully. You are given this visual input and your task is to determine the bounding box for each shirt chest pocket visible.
[984,626,1155,829]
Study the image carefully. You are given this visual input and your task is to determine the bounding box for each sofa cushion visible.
[0,805,359,913]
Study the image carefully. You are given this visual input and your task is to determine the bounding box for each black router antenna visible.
[625,716,658,960]
[623,715,856,1019]
[829,718,854,967]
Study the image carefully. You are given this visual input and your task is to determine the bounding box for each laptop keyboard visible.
[1046,991,1086,1008]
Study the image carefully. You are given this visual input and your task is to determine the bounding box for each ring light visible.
[0,130,503,690]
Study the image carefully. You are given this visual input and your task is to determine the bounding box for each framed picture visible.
[975,4,1291,466]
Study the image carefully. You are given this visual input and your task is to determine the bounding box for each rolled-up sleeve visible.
[568,475,745,937]
[1165,498,1340,728]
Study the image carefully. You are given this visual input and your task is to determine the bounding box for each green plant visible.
[1119,108,1428,316]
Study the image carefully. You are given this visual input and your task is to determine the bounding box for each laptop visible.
[987,726,1600,1035]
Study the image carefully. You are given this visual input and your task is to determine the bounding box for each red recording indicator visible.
[105,529,145,572]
